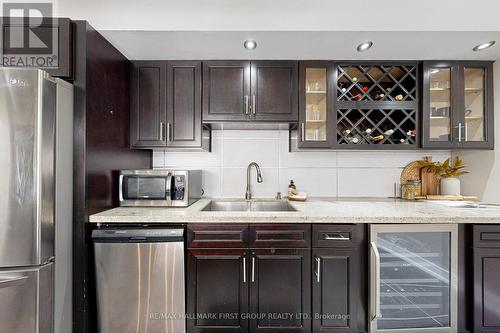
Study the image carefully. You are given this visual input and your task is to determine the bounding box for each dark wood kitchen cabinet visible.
[298,61,335,148]
[249,248,311,333]
[203,61,298,122]
[130,60,208,150]
[312,225,366,333]
[130,61,166,147]
[473,225,500,333]
[422,61,494,149]
[203,61,251,121]
[187,249,249,333]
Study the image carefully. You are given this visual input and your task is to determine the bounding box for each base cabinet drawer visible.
[249,224,311,248]
[187,224,249,248]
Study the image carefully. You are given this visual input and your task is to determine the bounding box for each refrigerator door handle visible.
[0,275,28,289]
[370,241,381,321]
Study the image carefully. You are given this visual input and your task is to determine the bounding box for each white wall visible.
[153,130,451,198]
[459,62,500,204]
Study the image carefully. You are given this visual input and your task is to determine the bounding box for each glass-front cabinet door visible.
[422,62,459,148]
[423,61,493,149]
[460,62,493,149]
[298,61,334,148]
[369,224,458,333]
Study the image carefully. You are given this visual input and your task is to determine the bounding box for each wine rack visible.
[335,63,419,148]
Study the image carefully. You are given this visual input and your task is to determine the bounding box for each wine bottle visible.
[384,129,395,136]
[369,135,385,142]
[341,129,351,136]
[361,128,372,135]
[347,137,360,144]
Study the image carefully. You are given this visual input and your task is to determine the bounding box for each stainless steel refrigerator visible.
[0,68,73,333]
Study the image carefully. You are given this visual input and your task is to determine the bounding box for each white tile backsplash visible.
[152,129,451,198]
[222,167,280,198]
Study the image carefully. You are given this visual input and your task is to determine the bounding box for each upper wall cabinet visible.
[130,61,209,150]
[203,60,298,122]
[298,61,335,148]
[422,61,494,149]
[1,17,73,79]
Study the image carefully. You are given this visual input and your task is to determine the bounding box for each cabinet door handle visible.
[370,241,381,320]
[243,256,247,283]
[251,256,255,283]
[160,122,165,141]
[458,122,462,142]
[315,257,321,283]
[301,123,305,141]
[465,122,468,141]
[166,123,172,142]
[252,95,256,115]
[244,95,249,115]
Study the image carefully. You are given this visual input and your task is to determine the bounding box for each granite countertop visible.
[89,198,500,224]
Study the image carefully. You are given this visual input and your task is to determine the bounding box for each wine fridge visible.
[369,224,458,333]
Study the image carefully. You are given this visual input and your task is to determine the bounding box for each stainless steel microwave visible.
[119,169,202,207]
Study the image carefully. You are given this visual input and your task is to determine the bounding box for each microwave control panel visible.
[173,175,185,200]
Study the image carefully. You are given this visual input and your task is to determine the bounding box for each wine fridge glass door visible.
[369,224,458,333]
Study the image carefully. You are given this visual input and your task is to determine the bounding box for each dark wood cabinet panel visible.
[474,247,500,332]
[251,61,298,122]
[166,61,203,148]
[1,17,73,78]
[249,249,311,333]
[187,224,249,248]
[473,225,500,248]
[203,61,251,121]
[187,249,249,333]
[312,248,362,333]
[130,61,167,147]
[248,224,311,248]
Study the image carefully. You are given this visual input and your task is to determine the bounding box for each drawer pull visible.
[323,232,350,241]
[481,232,500,241]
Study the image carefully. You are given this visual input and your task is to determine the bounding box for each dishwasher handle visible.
[92,229,184,243]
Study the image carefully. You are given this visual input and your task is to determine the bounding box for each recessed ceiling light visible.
[430,69,440,74]
[473,41,495,51]
[244,40,257,50]
[357,41,373,52]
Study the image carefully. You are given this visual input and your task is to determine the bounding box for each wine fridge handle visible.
[315,256,321,283]
[370,241,381,321]
[301,123,305,141]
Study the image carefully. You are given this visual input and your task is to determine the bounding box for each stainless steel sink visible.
[202,200,297,212]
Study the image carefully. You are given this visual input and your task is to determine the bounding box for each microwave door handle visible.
[165,173,173,205]
[118,175,124,202]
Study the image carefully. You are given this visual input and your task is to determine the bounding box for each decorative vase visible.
[440,177,461,196]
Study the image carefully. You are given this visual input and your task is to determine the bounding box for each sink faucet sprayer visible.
[245,162,263,200]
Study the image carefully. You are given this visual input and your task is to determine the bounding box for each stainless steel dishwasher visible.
[92,228,185,333]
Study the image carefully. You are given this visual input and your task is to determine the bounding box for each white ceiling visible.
[54,0,500,60]
[100,31,500,61]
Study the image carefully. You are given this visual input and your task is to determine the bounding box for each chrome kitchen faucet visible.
[245,162,263,200]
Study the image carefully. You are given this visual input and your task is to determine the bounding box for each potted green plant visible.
[418,157,468,195]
